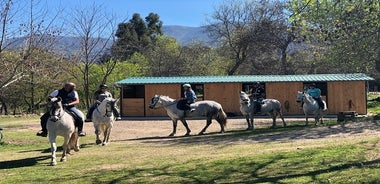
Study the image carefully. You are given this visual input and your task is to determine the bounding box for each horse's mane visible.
[160,95,176,102]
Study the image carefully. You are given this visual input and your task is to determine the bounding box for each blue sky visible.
[42,0,224,27]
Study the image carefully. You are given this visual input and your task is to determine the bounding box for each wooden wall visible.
[122,98,145,116]
[120,80,368,116]
[204,83,242,115]
[145,84,181,116]
[266,82,304,115]
[327,81,367,114]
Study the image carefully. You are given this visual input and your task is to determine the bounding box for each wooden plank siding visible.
[204,83,242,115]
[266,82,304,115]
[122,98,145,116]
[327,81,367,114]
[145,84,182,116]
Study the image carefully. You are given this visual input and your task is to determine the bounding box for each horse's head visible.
[47,97,63,122]
[240,91,250,105]
[296,91,304,103]
[149,95,161,109]
[101,97,116,117]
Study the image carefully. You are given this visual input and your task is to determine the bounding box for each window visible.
[242,82,266,94]
[181,84,204,99]
[123,85,145,98]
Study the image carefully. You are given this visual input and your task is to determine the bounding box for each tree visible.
[289,0,379,74]
[68,4,118,108]
[206,0,299,75]
[112,13,163,60]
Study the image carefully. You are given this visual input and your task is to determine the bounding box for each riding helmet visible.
[182,84,191,88]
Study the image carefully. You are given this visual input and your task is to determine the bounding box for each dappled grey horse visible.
[149,95,227,136]
[92,97,117,146]
[296,91,327,125]
[239,91,286,130]
[46,97,81,166]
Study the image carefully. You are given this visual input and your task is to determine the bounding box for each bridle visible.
[48,99,65,122]
[149,96,160,109]
[97,99,114,117]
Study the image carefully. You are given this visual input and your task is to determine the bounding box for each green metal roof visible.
[116,73,374,85]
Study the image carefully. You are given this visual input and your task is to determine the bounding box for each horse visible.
[46,97,81,166]
[92,97,116,146]
[239,91,286,130]
[148,95,227,136]
[296,91,327,125]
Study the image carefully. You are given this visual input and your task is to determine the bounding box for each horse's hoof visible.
[50,161,57,166]
[96,140,102,145]
[184,133,190,136]
[74,147,80,152]
[168,133,175,137]
[102,142,107,146]
[198,132,204,135]
[60,158,66,162]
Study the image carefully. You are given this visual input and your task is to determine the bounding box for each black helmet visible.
[99,84,108,89]
[310,83,316,87]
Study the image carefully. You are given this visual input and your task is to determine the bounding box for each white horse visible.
[239,91,286,130]
[296,91,327,125]
[46,97,81,166]
[149,95,227,136]
[92,97,116,146]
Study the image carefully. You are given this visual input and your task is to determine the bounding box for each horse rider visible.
[252,82,265,114]
[85,84,121,122]
[306,83,324,109]
[181,84,197,112]
[37,82,86,137]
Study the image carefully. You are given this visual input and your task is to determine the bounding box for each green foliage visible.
[288,0,380,74]
[113,13,163,60]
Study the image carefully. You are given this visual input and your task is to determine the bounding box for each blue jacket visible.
[184,90,197,104]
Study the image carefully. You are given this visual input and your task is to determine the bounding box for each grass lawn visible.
[0,95,379,183]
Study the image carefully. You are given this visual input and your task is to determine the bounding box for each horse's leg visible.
[178,119,191,136]
[49,135,57,166]
[305,113,309,126]
[169,119,178,137]
[245,115,253,130]
[217,117,225,133]
[199,117,212,135]
[314,112,319,126]
[103,123,113,146]
[94,123,102,145]
[60,134,70,162]
[270,112,277,128]
[278,111,286,127]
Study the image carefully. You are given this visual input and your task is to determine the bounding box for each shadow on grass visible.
[124,121,380,146]
[0,155,50,169]
[82,155,380,183]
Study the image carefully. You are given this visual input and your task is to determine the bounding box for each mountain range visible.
[4,25,213,54]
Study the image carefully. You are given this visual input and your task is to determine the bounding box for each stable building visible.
[116,73,373,117]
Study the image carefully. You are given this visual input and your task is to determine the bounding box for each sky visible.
[41,0,225,27]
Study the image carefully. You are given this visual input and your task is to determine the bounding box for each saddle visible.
[176,100,191,111]
[65,110,82,127]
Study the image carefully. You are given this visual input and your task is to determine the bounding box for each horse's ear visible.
[57,97,62,102]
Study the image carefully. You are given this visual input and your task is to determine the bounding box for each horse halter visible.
[48,98,64,122]
[149,95,160,109]
[98,99,114,117]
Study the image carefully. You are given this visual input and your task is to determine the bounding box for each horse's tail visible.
[216,108,228,128]
[68,131,80,152]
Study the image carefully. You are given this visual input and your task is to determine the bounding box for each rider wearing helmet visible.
[179,84,197,113]
[85,84,121,122]
[37,82,86,137]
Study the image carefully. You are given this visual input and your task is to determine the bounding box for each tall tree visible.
[112,13,163,60]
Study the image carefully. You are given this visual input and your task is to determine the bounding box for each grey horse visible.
[296,91,327,125]
[239,91,286,130]
[92,97,117,146]
[46,97,81,166]
[149,95,227,136]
